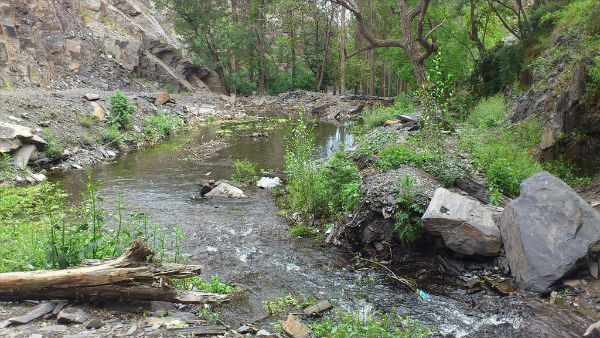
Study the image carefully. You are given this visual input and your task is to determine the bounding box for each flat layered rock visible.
[422,188,502,256]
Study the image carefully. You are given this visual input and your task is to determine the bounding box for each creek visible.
[49,119,585,338]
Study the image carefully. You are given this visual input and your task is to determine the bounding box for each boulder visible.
[0,121,46,153]
[257,176,281,189]
[422,188,502,256]
[83,93,100,101]
[90,102,105,120]
[205,182,247,198]
[154,93,171,106]
[499,172,600,292]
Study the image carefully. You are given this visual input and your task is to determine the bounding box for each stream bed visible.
[49,120,588,338]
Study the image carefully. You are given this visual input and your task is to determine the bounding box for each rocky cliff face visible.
[0,0,214,92]
[510,35,600,175]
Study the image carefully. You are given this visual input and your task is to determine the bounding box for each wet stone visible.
[57,307,90,324]
[86,318,103,329]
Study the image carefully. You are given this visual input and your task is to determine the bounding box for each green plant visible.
[360,95,414,129]
[231,159,258,184]
[109,90,135,130]
[102,124,122,145]
[262,295,302,316]
[376,145,431,171]
[544,156,591,187]
[308,311,431,338]
[467,95,507,129]
[323,152,362,215]
[289,225,315,237]
[0,153,16,182]
[171,275,237,294]
[41,128,63,157]
[283,116,329,222]
[78,114,99,128]
[394,175,424,246]
[145,110,183,139]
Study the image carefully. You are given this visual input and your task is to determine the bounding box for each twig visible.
[357,257,417,291]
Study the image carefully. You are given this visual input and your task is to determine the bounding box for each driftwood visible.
[340,94,395,105]
[0,241,228,304]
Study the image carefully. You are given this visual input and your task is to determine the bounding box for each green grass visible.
[0,153,16,182]
[145,110,183,140]
[171,275,238,294]
[289,225,315,237]
[467,95,507,129]
[231,159,258,185]
[361,95,414,129]
[41,128,63,157]
[102,124,123,145]
[308,311,431,338]
[0,177,184,272]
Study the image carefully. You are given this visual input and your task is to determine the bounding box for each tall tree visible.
[340,5,347,94]
[330,0,444,87]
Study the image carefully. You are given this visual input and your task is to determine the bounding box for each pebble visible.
[86,318,103,329]
[125,325,137,335]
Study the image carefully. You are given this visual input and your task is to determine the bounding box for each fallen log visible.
[0,241,228,304]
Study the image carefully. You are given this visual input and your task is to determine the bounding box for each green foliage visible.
[0,183,64,272]
[0,154,16,182]
[289,225,315,237]
[42,128,63,157]
[283,117,329,221]
[588,57,600,94]
[471,43,524,97]
[308,311,431,338]
[102,124,122,145]
[544,156,591,187]
[394,175,424,246]
[171,275,237,294]
[78,114,99,128]
[360,95,414,130]
[145,110,183,139]
[231,159,258,184]
[109,90,135,130]
[0,175,184,272]
[262,295,302,316]
[323,152,362,214]
[467,95,507,128]
[459,98,545,196]
[376,145,431,172]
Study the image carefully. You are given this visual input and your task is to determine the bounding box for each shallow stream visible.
[49,120,587,337]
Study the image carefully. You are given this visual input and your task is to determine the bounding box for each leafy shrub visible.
[283,117,329,220]
[376,145,432,171]
[309,311,431,338]
[231,159,258,184]
[471,43,524,97]
[289,225,315,237]
[145,110,182,139]
[109,90,135,130]
[323,152,362,214]
[544,155,591,187]
[78,114,98,128]
[486,158,521,196]
[42,128,63,157]
[102,124,122,144]
[394,175,424,245]
[467,95,507,128]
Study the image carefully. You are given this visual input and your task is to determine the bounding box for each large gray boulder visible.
[499,172,600,292]
[422,188,502,256]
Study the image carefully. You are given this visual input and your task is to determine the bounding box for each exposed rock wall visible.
[0,0,211,92]
[510,36,600,175]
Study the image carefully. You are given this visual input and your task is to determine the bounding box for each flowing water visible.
[49,120,587,337]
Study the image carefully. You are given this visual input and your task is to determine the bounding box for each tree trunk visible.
[340,6,346,95]
[368,0,375,95]
[317,6,334,92]
[257,0,265,95]
[0,242,228,304]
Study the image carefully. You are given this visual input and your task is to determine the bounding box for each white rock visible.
[256,176,281,189]
[205,182,247,198]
